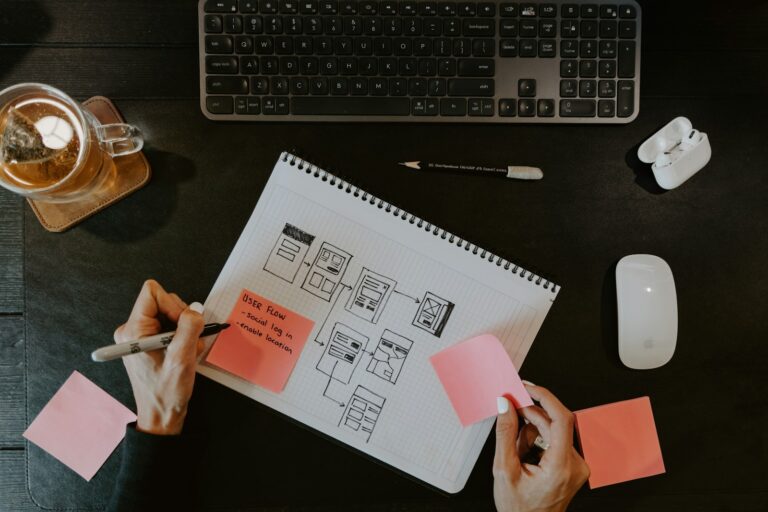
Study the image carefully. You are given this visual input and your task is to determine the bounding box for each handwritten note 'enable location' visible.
[206,289,314,392]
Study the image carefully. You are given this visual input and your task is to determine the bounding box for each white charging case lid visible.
[637,116,711,190]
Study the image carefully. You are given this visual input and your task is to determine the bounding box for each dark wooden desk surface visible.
[2,1,768,510]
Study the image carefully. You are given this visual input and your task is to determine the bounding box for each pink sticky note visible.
[23,371,137,481]
[430,334,533,426]
[206,289,315,392]
[575,396,666,489]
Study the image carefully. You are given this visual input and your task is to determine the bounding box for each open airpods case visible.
[637,116,711,190]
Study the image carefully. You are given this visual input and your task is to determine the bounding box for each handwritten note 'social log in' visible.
[206,289,314,392]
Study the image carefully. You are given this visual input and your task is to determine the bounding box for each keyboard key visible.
[206,96,234,114]
[246,96,262,114]
[207,56,239,73]
[240,56,260,73]
[224,14,243,33]
[519,20,537,37]
[205,35,234,53]
[600,5,618,18]
[438,58,457,76]
[360,1,378,14]
[581,4,597,17]
[261,0,279,13]
[458,58,494,76]
[519,4,536,17]
[619,4,637,18]
[428,78,446,95]
[561,20,578,38]
[619,20,636,38]
[499,98,516,116]
[448,78,494,96]
[409,77,428,95]
[600,20,617,38]
[540,4,557,17]
[251,76,270,93]
[598,79,615,97]
[235,96,248,114]
[561,40,577,57]
[261,56,279,73]
[500,19,517,37]
[580,40,597,58]
[263,96,277,114]
[438,1,456,16]
[539,20,556,38]
[598,60,616,78]
[560,60,577,77]
[598,99,615,117]
[340,0,357,14]
[418,57,436,75]
[244,15,264,33]
[519,39,536,57]
[499,3,517,17]
[443,19,460,36]
[618,41,635,77]
[458,2,476,16]
[561,4,578,17]
[538,40,556,57]
[579,60,597,78]
[275,96,290,114]
[206,76,249,94]
[537,99,555,117]
[481,98,494,115]
[518,98,535,117]
[280,56,299,73]
[235,35,254,53]
[560,79,577,97]
[291,77,309,94]
[559,99,596,117]
[440,98,467,116]
[518,78,535,97]
[319,0,337,13]
[472,39,494,57]
[205,15,223,33]
[400,1,417,15]
[310,77,329,94]
[331,77,348,95]
[300,1,318,13]
[478,3,495,17]
[579,79,596,97]
[600,40,617,58]
[300,56,318,73]
[205,0,238,13]
[412,98,431,116]
[581,20,597,38]
[463,19,495,36]
[500,39,517,57]
[272,76,289,94]
[241,0,259,11]
[292,97,411,114]
[617,80,634,117]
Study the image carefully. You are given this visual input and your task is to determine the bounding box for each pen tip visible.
[221,323,231,329]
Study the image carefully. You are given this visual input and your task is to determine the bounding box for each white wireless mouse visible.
[616,254,678,369]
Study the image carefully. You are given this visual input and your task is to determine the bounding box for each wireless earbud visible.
[679,129,701,151]
[654,152,673,168]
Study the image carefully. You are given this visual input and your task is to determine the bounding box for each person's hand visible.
[113,279,205,436]
[493,383,590,512]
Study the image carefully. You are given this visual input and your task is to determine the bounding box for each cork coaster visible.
[27,96,151,232]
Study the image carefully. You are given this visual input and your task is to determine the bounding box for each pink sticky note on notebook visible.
[574,396,666,489]
[23,371,137,481]
[206,289,315,392]
[430,334,533,426]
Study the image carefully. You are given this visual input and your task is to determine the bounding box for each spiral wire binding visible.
[281,152,557,292]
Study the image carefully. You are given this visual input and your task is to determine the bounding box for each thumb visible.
[166,302,205,365]
[493,396,521,477]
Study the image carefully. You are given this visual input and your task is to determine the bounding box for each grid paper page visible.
[197,153,559,493]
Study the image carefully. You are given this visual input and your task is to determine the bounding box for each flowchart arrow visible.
[322,361,346,407]
[393,289,421,303]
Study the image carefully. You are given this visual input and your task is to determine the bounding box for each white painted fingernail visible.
[534,435,550,451]
[522,380,536,386]
[189,302,204,314]
[497,397,510,415]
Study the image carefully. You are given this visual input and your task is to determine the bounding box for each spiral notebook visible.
[198,152,560,493]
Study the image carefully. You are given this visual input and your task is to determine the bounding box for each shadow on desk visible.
[82,148,195,242]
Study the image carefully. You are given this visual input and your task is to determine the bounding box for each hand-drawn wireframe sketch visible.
[301,242,352,301]
[263,223,316,283]
[339,385,385,442]
[412,291,454,337]
[317,323,369,384]
[366,330,413,384]
[345,268,396,323]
